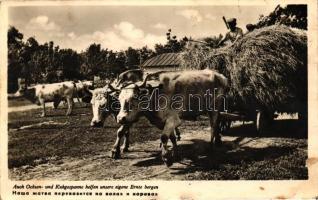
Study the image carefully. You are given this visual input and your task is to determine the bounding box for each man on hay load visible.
[218,18,243,46]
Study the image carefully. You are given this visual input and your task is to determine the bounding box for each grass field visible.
[8,97,33,107]
[8,101,308,180]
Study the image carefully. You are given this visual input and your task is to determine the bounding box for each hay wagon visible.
[180,25,307,134]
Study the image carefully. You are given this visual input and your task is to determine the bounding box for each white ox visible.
[89,84,130,158]
[16,80,93,117]
[115,69,228,166]
[89,81,181,159]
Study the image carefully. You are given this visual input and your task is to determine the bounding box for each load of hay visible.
[179,25,307,114]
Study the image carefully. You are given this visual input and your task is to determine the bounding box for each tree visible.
[255,4,307,30]
[138,46,154,65]
[154,29,187,55]
[114,51,127,72]
[59,49,81,81]
[8,26,24,92]
[8,26,23,49]
[125,47,140,68]
[80,43,108,79]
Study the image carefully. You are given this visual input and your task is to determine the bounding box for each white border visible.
[1,0,317,199]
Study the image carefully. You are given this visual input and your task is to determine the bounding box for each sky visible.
[9,5,278,52]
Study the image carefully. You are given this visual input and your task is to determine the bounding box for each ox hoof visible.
[162,157,173,167]
[177,137,181,141]
[122,147,129,153]
[40,114,46,117]
[172,149,180,161]
[91,121,103,128]
[111,150,121,159]
[162,152,173,167]
[215,139,222,147]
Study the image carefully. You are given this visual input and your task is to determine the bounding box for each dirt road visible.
[10,121,307,180]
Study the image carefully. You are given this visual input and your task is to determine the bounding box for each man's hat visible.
[227,18,237,25]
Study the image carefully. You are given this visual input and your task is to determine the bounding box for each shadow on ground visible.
[132,119,307,180]
[225,119,307,139]
[132,138,307,180]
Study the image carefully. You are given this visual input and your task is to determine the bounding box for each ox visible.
[90,78,181,159]
[16,80,93,117]
[114,69,228,166]
[89,84,130,158]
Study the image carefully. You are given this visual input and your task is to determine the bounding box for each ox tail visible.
[71,81,82,104]
[214,72,228,113]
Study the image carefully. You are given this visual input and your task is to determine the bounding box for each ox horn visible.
[118,69,143,79]
[107,83,120,92]
[137,73,152,88]
[116,69,144,87]
[87,89,94,94]
[115,79,124,88]
[137,71,167,88]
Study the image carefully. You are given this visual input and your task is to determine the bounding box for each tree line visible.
[8,26,193,92]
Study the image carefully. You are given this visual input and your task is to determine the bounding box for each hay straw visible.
[179,25,307,113]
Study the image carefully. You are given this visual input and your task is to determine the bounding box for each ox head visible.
[90,84,119,127]
[13,86,39,104]
[116,72,163,124]
[90,69,144,127]
[75,80,94,103]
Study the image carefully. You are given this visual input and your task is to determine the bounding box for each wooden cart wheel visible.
[298,109,307,123]
[255,111,263,133]
[219,119,232,134]
[255,110,274,134]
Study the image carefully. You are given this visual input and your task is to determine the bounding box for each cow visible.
[89,80,181,159]
[114,69,228,166]
[61,80,94,106]
[15,80,93,117]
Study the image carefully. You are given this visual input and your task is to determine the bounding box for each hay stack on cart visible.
[180,25,307,133]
